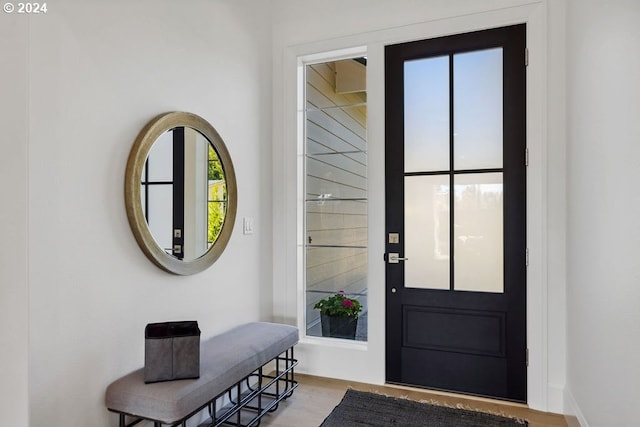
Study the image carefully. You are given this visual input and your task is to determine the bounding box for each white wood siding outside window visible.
[304,59,368,340]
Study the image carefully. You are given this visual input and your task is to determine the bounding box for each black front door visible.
[385,24,527,402]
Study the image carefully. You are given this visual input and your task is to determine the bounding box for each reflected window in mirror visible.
[207,144,226,248]
[141,127,228,261]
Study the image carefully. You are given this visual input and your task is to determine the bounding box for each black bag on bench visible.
[145,321,201,383]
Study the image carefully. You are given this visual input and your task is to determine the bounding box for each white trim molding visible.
[272,0,561,413]
[564,387,588,427]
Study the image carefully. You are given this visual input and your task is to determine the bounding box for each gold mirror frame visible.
[125,112,237,275]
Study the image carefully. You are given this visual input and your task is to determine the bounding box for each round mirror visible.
[125,112,237,275]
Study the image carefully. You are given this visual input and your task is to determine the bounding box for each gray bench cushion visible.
[105,322,298,424]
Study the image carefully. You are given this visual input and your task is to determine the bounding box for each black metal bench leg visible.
[285,347,295,398]
[236,382,242,426]
[209,401,217,426]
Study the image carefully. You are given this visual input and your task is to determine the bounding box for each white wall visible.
[1,0,273,425]
[0,14,30,427]
[14,0,640,424]
[565,1,640,425]
[271,0,568,413]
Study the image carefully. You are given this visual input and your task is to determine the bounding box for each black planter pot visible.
[320,314,358,339]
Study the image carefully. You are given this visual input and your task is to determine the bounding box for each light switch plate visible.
[243,217,254,235]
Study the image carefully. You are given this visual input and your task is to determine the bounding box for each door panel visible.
[385,24,527,402]
[403,306,505,356]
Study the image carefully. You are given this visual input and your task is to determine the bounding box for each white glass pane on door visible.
[404,56,450,173]
[453,173,503,293]
[404,175,450,289]
[453,48,503,170]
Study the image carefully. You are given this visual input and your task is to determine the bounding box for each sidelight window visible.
[302,56,368,340]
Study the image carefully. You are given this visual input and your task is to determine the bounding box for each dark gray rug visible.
[320,389,527,427]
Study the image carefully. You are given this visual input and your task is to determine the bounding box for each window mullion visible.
[449,54,455,292]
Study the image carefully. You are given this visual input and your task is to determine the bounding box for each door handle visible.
[387,252,408,264]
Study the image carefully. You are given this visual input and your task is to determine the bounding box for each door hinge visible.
[526,248,530,266]
[526,348,529,367]
[525,147,529,166]
[525,48,529,67]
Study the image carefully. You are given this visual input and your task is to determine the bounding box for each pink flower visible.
[342,300,354,308]
[338,290,345,295]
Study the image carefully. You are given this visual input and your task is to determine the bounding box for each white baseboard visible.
[547,383,565,414]
[564,387,588,427]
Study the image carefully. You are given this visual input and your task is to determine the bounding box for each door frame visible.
[272,1,554,411]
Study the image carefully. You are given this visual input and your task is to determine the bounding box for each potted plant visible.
[314,291,362,339]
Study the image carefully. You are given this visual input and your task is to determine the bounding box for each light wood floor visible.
[260,374,574,427]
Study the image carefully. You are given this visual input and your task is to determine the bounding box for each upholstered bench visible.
[105,322,298,427]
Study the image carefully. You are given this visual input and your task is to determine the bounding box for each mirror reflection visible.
[126,111,236,275]
[141,127,227,262]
